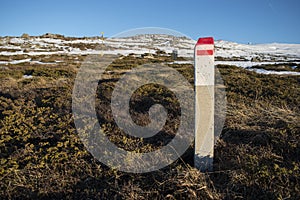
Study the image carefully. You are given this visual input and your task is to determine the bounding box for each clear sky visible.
[1,0,299,44]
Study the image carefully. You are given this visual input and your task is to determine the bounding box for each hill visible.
[0,34,299,199]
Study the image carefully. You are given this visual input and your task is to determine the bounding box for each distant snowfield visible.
[0,34,300,75]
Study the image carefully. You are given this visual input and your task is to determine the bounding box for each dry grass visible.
[0,55,299,199]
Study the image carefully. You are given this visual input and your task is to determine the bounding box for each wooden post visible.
[194,37,215,171]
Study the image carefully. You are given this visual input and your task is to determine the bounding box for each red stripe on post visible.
[196,37,214,45]
[197,50,214,56]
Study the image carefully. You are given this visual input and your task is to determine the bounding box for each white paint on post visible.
[194,37,215,171]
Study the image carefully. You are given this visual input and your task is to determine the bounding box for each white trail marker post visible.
[194,37,215,171]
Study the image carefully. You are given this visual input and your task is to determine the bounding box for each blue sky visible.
[1,0,299,44]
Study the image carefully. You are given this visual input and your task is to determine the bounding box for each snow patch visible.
[23,75,33,79]
[0,58,31,65]
[248,68,300,76]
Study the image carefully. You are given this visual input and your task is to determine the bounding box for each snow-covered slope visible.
[0,34,299,75]
[216,40,300,61]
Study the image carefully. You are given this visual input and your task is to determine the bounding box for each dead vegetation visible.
[0,54,299,199]
[251,63,300,72]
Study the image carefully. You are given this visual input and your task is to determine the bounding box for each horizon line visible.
[1,32,299,45]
